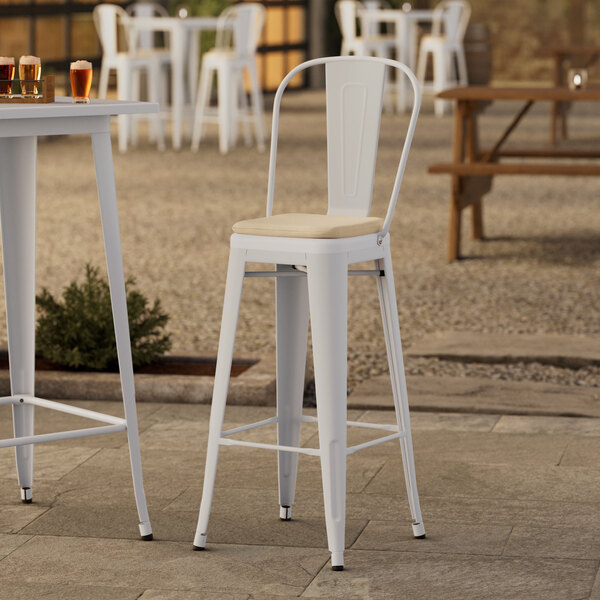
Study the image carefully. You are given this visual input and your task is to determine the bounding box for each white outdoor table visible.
[126,16,221,150]
[359,8,435,112]
[0,97,157,539]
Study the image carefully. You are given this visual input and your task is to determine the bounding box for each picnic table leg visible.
[471,200,483,240]
[447,182,462,261]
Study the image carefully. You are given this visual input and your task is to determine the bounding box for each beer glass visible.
[70,60,93,103]
[0,57,15,97]
[19,56,41,97]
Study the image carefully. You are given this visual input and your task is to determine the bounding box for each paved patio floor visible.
[2,384,600,599]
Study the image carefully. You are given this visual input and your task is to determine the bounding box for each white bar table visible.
[360,8,435,112]
[126,16,221,150]
[0,97,157,540]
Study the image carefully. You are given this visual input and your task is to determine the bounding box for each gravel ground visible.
[20,91,600,388]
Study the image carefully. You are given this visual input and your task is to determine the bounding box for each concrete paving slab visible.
[353,520,511,556]
[0,504,49,534]
[0,445,99,480]
[418,496,600,533]
[504,525,600,560]
[0,582,144,600]
[350,374,600,417]
[494,415,600,436]
[0,535,329,596]
[366,459,600,504]
[19,504,367,550]
[302,550,597,600]
[560,437,600,467]
[406,332,600,368]
[396,410,500,432]
[0,532,31,558]
[139,592,248,600]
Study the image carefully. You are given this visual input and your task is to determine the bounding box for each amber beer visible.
[19,56,41,97]
[0,57,15,97]
[70,60,92,103]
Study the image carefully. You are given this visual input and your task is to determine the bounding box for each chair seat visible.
[232,213,384,239]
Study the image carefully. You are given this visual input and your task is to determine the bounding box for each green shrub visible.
[36,264,172,371]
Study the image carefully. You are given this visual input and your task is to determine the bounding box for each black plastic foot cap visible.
[21,497,32,504]
[193,545,206,551]
[415,534,426,539]
[141,533,153,541]
[332,565,344,571]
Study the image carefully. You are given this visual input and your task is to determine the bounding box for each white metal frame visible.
[191,3,266,154]
[416,0,471,116]
[0,98,156,539]
[193,56,426,571]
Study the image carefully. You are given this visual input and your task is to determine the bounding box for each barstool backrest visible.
[93,4,132,58]
[335,0,360,44]
[126,2,169,50]
[431,0,471,44]
[215,3,266,60]
[267,57,421,238]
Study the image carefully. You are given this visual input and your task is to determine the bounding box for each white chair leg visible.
[238,69,252,148]
[91,131,152,539]
[456,46,469,86]
[148,61,166,152]
[98,62,109,99]
[416,45,428,86]
[191,63,212,152]
[306,252,348,571]
[376,251,425,539]
[194,247,247,550]
[248,62,266,152]
[0,136,36,504]
[217,64,232,155]
[130,68,141,148]
[276,264,309,520]
[433,46,448,117]
[116,64,129,153]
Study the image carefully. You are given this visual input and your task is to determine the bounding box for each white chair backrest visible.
[267,56,421,239]
[93,4,132,58]
[126,2,169,50]
[215,3,265,59]
[335,0,360,45]
[432,0,471,43]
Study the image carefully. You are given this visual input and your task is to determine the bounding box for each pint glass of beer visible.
[19,56,41,97]
[0,57,15,97]
[70,60,92,103]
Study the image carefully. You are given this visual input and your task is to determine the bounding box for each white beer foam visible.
[19,55,41,65]
[71,60,92,70]
[0,57,15,65]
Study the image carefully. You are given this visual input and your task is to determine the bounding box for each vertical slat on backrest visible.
[444,3,463,44]
[325,59,386,217]
[98,6,118,56]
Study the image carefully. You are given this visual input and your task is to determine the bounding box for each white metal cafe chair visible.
[191,2,266,155]
[416,0,471,116]
[192,56,426,571]
[93,3,166,151]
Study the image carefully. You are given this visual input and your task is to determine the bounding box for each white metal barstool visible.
[191,3,265,155]
[93,3,166,151]
[416,0,471,116]
[192,56,426,571]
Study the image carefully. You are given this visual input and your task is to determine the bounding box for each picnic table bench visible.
[427,86,600,261]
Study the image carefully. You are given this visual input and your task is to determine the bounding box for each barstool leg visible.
[276,265,309,521]
[0,137,36,503]
[92,131,152,539]
[217,64,232,155]
[376,251,425,539]
[194,247,247,550]
[248,61,265,152]
[306,253,348,571]
[191,63,212,152]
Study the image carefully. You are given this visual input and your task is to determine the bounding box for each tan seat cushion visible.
[232,213,384,239]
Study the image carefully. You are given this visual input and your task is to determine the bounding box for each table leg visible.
[0,136,36,502]
[91,129,152,539]
[188,30,201,108]
[171,28,185,150]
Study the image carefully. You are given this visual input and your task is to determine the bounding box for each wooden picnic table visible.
[541,45,600,144]
[427,85,600,261]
